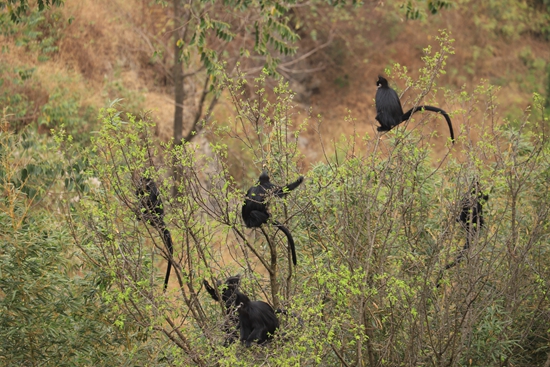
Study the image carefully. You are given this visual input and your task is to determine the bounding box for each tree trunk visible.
[172,0,184,195]
[173,0,184,146]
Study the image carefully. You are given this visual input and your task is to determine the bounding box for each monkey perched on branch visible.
[136,177,174,292]
[375,75,455,143]
[242,172,303,266]
[204,276,279,347]
[437,182,489,286]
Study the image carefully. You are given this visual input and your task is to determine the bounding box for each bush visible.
[0,114,162,366]
[59,34,550,366]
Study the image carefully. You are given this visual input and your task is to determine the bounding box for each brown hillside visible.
[1,0,548,161]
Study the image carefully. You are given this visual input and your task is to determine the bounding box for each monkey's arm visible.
[203,279,220,301]
[273,176,304,198]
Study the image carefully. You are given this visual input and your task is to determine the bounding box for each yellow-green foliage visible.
[54,35,550,365]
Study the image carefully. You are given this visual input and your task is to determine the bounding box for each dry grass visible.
[2,0,548,161]
[290,4,550,164]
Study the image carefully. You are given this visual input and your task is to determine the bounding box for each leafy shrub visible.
[56,32,550,366]
[0,114,161,366]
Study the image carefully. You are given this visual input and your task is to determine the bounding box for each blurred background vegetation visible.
[1,0,550,366]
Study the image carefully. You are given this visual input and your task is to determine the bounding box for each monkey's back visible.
[375,87,404,130]
[137,178,165,228]
[239,300,279,342]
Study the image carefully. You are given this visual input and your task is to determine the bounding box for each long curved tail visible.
[402,105,455,143]
[273,222,297,266]
[162,228,174,292]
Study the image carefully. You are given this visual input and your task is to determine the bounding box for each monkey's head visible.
[259,171,270,184]
[221,276,241,307]
[471,181,489,202]
[376,75,388,89]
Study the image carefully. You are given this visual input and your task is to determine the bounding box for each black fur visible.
[242,172,303,265]
[438,183,489,285]
[204,276,279,347]
[457,183,489,253]
[136,177,174,292]
[375,75,455,142]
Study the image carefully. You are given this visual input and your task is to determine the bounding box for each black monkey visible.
[242,172,303,265]
[375,75,455,143]
[136,177,174,292]
[204,276,279,347]
[456,182,489,254]
[438,183,489,285]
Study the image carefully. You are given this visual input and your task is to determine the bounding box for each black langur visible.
[204,276,279,347]
[438,183,489,286]
[375,75,455,143]
[136,177,174,292]
[242,172,304,266]
[454,182,489,262]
